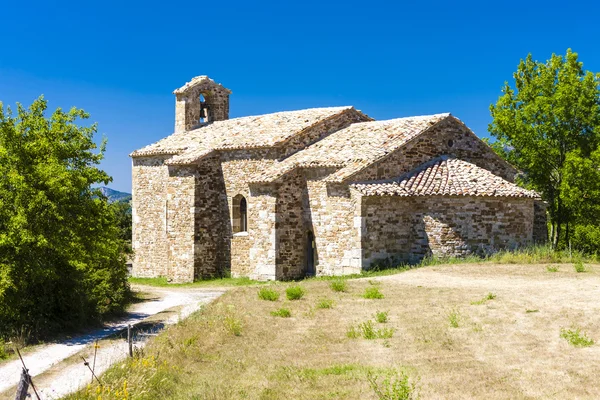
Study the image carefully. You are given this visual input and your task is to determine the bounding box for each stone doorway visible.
[306,230,316,276]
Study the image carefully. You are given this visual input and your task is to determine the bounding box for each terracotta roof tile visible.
[252,113,451,183]
[352,156,540,198]
[130,106,355,161]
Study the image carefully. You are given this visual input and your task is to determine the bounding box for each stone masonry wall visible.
[131,156,171,278]
[166,165,197,283]
[361,196,535,267]
[193,154,230,279]
[248,185,278,280]
[305,174,362,277]
[351,118,517,183]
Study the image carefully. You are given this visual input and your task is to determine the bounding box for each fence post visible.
[127,324,133,357]
[15,368,29,400]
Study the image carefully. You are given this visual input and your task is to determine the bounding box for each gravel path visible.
[0,286,225,399]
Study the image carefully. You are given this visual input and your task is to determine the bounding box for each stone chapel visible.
[130,76,547,283]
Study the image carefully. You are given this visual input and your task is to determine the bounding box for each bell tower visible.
[173,76,231,132]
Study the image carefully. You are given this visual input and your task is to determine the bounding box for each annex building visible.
[130,76,547,282]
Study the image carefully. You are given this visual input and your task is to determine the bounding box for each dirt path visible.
[0,285,225,399]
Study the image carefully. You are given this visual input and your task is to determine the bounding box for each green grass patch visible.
[330,279,348,292]
[368,369,419,400]
[526,309,539,313]
[546,265,559,272]
[349,320,395,340]
[560,327,594,347]
[363,287,384,299]
[574,261,588,273]
[316,298,334,309]
[270,308,292,318]
[374,311,389,323]
[258,287,280,301]
[448,309,461,328]
[471,292,496,305]
[286,285,305,300]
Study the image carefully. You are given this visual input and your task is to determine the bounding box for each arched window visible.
[232,195,248,233]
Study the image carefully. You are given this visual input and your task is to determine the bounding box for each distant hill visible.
[98,187,132,203]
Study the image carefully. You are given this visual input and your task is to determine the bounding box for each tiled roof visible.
[252,113,451,183]
[352,156,540,198]
[130,106,356,162]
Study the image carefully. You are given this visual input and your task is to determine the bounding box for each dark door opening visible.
[306,231,316,276]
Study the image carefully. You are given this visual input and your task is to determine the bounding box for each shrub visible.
[375,311,389,323]
[560,327,594,347]
[258,287,280,301]
[574,261,587,273]
[571,224,600,255]
[367,370,419,400]
[316,298,334,309]
[448,309,460,328]
[270,308,291,318]
[546,265,559,272]
[0,339,8,360]
[286,286,305,300]
[350,320,396,340]
[330,279,347,292]
[363,287,384,299]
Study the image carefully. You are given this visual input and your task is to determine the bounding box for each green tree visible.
[0,97,129,340]
[489,49,600,248]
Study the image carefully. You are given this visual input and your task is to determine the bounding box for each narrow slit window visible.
[233,195,248,233]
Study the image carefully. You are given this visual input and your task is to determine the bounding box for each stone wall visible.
[350,118,517,183]
[131,156,170,278]
[193,155,230,279]
[361,195,535,267]
[247,185,278,280]
[166,165,197,283]
[305,173,362,276]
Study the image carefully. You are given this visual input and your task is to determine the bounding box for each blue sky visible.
[1,0,598,192]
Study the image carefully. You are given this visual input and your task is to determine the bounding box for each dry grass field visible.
[68,263,600,399]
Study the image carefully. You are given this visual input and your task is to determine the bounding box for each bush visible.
[258,287,280,301]
[574,261,587,273]
[270,308,292,318]
[560,327,594,347]
[286,286,305,300]
[363,287,384,299]
[571,224,600,255]
[0,339,8,360]
[375,311,389,323]
[330,279,347,292]
[317,298,334,309]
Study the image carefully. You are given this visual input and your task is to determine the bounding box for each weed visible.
[316,298,334,309]
[486,292,497,300]
[359,321,378,339]
[368,369,419,400]
[352,320,396,340]
[574,261,587,273]
[526,309,539,313]
[330,279,347,292]
[286,285,305,300]
[560,327,594,347]
[258,287,280,301]
[271,308,292,318]
[224,315,243,336]
[375,311,389,323]
[448,309,460,328]
[346,325,360,339]
[471,292,496,305]
[364,287,384,299]
[546,265,559,272]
